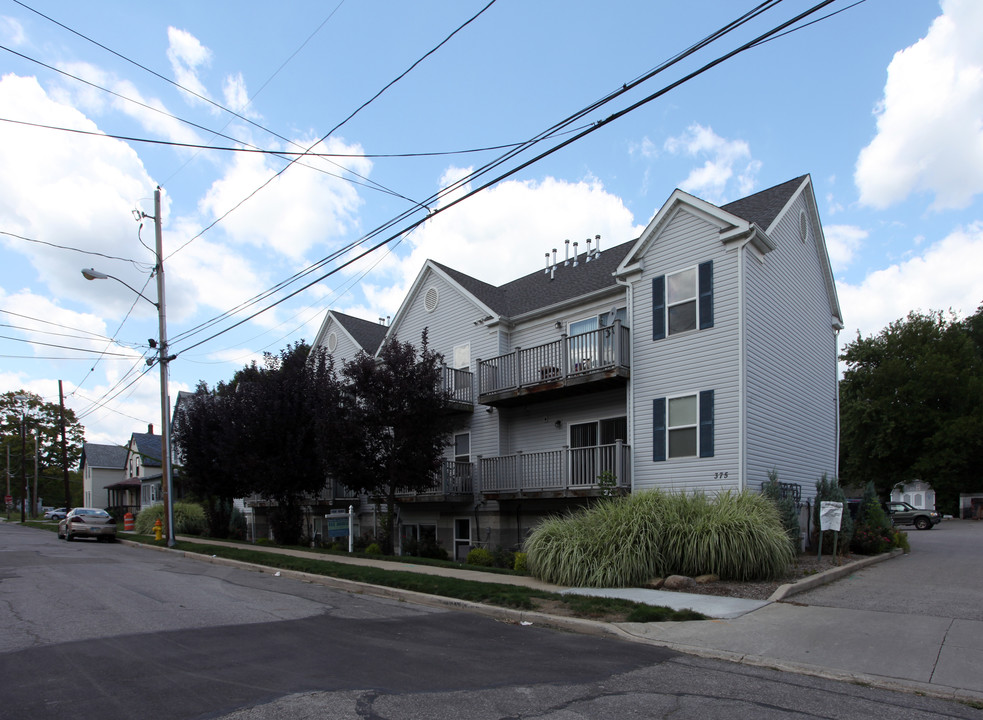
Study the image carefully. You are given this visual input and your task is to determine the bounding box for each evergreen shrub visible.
[466,547,494,566]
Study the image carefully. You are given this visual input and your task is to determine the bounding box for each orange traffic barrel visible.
[124,512,134,531]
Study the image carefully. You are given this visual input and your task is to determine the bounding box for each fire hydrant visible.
[153,518,163,541]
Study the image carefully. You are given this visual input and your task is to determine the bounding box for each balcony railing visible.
[478,441,630,495]
[477,322,629,401]
[397,460,474,497]
[441,366,474,410]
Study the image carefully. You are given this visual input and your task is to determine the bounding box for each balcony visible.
[396,460,474,502]
[441,366,474,413]
[477,323,629,406]
[478,441,630,499]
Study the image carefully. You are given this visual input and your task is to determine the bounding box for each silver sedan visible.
[57,508,117,542]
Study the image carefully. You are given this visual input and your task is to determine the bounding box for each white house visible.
[80,443,127,509]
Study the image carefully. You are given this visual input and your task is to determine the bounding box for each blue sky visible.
[2,0,981,446]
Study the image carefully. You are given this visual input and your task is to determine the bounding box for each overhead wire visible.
[169,0,849,358]
[168,0,786,350]
[0,230,149,268]
[163,0,500,263]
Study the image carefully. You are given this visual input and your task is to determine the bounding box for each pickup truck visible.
[882,501,941,530]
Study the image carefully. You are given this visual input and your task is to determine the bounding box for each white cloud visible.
[167,27,213,104]
[1,16,25,45]
[824,224,868,271]
[663,124,760,203]
[361,173,643,317]
[198,136,371,261]
[855,0,983,210]
[838,222,983,343]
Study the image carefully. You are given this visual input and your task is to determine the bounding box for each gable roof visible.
[130,432,162,467]
[333,311,388,354]
[81,443,127,470]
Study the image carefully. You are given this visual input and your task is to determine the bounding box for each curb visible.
[768,549,904,602]
[118,539,982,705]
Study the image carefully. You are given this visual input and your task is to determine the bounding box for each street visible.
[1,522,979,719]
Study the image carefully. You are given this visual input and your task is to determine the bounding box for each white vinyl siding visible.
[743,193,838,499]
[630,207,741,494]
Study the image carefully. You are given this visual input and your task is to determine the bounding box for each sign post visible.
[819,501,844,564]
[325,505,356,553]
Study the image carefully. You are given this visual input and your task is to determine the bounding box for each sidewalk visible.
[148,536,982,705]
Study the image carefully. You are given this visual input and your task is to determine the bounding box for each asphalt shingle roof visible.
[429,176,806,321]
[721,175,807,231]
[333,311,389,354]
[82,443,127,469]
[131,432,162,467]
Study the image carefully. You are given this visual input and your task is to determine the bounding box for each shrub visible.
[760,469,801,552]
[364,542,382,555]
[134,501,207,536]
[524,489,794,587]
[513,552,528,572]
[850,480,895,555]
[466,547,494,566]
[490,546,515,569]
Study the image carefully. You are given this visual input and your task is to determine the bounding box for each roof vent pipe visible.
[572,242,579,267]
[552,248,557,267]
[594,234,601,257]
[585,237,592,261]
[544,252,550,274]
[550,264,556,281]
[564,239,571,265]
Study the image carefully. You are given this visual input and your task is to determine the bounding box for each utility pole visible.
[59,381,71,512]
[20,410,26,523]
[153,187,175,547]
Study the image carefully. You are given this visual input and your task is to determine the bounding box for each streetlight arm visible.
[81,268,158,308]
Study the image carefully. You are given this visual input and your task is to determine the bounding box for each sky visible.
[2,0,982,448]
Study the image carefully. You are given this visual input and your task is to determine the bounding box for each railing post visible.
[562,445,569,489]
[474,455,482,497]
[475,358,483,395]
[516,450,524,491]
[615,440,624,486]
[560,334,569,377]
[513,347,521,388]
[614,319,622,368]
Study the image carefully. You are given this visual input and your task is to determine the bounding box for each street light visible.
[81,186,175,547]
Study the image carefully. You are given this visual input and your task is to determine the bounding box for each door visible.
[454,518,471,562]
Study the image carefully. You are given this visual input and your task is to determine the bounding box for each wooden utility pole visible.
[59,381,71,511]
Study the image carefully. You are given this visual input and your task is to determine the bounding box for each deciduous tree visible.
[839,306,983,514]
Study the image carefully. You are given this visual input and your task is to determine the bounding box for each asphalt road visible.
[794,518,983,620]
[1,522,980,720]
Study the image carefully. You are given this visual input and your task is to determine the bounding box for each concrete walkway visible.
[146,535,981,705]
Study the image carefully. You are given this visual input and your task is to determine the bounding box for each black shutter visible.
[699,389,714,458]
[653,397,666,461]
[652,275,666,340]
[698,261,713,329]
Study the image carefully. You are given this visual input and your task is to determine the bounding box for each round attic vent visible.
[799,211,809,243]
[424,286,439,312]
[327,332,338,352]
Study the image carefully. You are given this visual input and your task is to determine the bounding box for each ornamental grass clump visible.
[525,489,794,587]
[524,494,665,587]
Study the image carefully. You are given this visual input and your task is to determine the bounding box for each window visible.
[454,433,470,463]
[652,261,713,339]
[653,390,714,461]
[453,343,470,370]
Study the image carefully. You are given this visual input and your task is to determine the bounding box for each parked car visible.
[57,508,117,542]
[44,507,68,521]
[882,501,941,530]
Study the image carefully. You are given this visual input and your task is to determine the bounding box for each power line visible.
[164,0,499,261]
[170,0,848,357]
[168,0,786,350]
[0,116,550,159]
[1,230,149,267]
[0,333,142,357]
